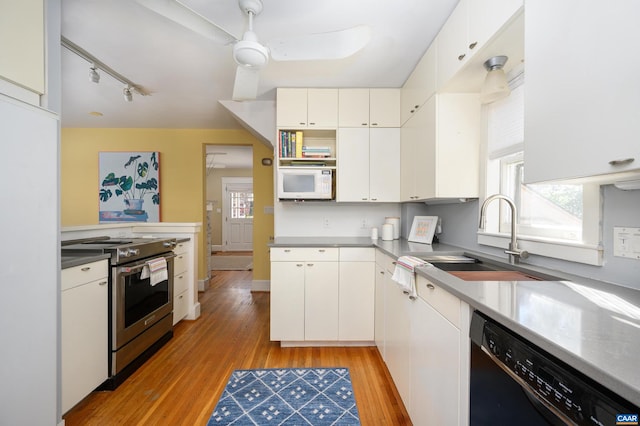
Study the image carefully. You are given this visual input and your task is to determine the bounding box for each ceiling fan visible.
[135,0,371,101]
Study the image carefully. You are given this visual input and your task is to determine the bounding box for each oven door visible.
[112,253,175,350]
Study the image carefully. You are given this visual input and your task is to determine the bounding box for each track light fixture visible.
[62,36,150,102]
[123,86,133,102]
[89,65,100,83]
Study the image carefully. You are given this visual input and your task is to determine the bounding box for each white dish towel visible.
[391,256,428,299]
[141,257,168,286]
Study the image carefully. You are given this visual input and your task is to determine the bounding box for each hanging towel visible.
[391,256,428,299]
[140,257,168,286]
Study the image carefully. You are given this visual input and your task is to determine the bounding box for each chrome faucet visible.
[479,194,529,264]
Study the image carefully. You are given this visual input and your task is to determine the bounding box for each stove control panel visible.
[470,311,638,426]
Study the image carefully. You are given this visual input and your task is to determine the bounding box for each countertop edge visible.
[61,253,111,269]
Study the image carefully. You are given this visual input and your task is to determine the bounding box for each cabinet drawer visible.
[270,247,339,261]
[174,252,188,275]
[173,291,188,325]
[173,272,188,295]
[416,276,461,328]
[62,260,108,291]
[173,241,188,255]
[375,250,397,273]
[340,247,375,262]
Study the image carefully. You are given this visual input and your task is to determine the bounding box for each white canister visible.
[381,223,394,241]
[385,216,401,239]
[371,227,379,240]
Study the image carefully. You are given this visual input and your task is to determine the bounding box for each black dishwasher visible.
[469,311,639,425]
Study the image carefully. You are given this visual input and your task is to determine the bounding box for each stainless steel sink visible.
[418,255,561,281]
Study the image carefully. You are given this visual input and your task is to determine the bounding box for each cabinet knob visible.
[371,123,378,126]
[318,249,325,252]
[299,122,306,126]
[427,283,435,290]
[362,123,368,126]
[309,122,316,126]
[362,197,368,201]
[307,263,314,267]
[458,53,466,61]
[608,157,635,166]
[296,263,303,267]
[469,41,478,50]
[371,198,377,201]
[414,105,419,109]
[81,267,91,272]
[99,281,108,286]
[410,109,415,113]
[284,249,291,252]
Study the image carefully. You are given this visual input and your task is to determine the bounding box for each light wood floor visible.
[63,270,412,425]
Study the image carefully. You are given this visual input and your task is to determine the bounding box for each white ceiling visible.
[61,0,459,131]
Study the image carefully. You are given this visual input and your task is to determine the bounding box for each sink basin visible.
[419,255,561,281]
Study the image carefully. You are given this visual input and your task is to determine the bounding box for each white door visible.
[221,178,253,251]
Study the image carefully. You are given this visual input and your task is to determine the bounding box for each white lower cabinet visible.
[270,247,375,343]
[61,259,109,414]
[377,249,470,426]
[172,241,190,325]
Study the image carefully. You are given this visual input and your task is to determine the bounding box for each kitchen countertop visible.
[61,253,111,269]
[270,236,640,406]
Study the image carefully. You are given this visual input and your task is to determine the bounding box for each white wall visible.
[275,201,401,237]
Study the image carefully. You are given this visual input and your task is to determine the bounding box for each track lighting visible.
[89,65,100,83]
[62,36,150,101]
[123,86,133,102]
[480,55,511,104]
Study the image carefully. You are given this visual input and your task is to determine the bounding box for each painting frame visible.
[408,216,438,244]
[98,151,161,223]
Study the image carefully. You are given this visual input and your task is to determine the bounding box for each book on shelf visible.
[279,130,308,158]
[289,160,327,167]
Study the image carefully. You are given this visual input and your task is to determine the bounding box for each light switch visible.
[613,227,640,259]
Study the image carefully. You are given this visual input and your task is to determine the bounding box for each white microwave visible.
[277,168,333,200]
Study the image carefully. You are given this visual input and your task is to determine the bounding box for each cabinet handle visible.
[371,198,377,201]
[99,281,108,286]
[608,157,635,166]
[309,122,316,126]
[362,197,368,201]
[284,249,291,252]
[468,41,478,50]
[427,283,435,290]
[307,263,314,267]
[362,123,368,126]
[81,267,91,271]
[458,53,466,61]
[299,122,306,126]
[318,249,325,252]
[414,105,419,109]
[392,261,397,265]
[296,263,303,267]
[371,123,378,126]
[379,271,385,275]
[410,109,415,113]
[178,295,183,299]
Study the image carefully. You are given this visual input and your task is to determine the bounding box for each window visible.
[230,190,254,219]
[481,70,602,265]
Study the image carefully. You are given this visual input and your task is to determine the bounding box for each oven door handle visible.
[117,253,177,274]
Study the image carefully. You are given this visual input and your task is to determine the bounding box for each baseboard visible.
[251,279,270,292]
[198,277,209,292]
[279,341,376,348]
[210,244,223,252]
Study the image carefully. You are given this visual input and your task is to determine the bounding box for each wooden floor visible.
[63,270,412,425]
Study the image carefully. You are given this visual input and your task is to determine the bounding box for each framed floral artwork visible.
[98,152,160,222]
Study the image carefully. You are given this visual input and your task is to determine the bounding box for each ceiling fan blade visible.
[232,66,260,101]
[135,0,237,44]
[268,25,371,62]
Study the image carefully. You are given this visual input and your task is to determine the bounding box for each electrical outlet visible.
[361,219,368,229]
[323,218,330,228]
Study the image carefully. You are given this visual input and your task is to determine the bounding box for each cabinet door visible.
[304,261,339,340]
[338,88,370,127]
[524,1,640,182]
[337,128,370,202]
[277,88,308,127]
[401,96,434,201]
[374,264,386,357]
[468,0,523,54]
[401,44,437,126]
[339,261,375,341]
[61,278,108,413]
[270,261,305,341]
[384,277,412,409]
[437,0,469,88]
[307,88,338,128]
[370,128,400,202]
[370,88,400,127]
[410,297,461,425]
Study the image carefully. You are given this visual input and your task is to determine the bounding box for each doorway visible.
[222,177,253,251]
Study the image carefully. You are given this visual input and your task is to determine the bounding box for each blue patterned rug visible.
[207,368,361,425]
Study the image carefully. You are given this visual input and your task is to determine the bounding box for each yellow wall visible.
[61,128,274,282]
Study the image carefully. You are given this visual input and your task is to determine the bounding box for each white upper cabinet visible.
[437,0,523,89]
[277,88,338,128]
[401,94,480,201]
[338,88,400,128]
[401,43,437,126]
[524,1,640,183]
[0,0,45,96]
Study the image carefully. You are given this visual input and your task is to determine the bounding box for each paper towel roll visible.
[385,217,400,239]
[381,223,393,241]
